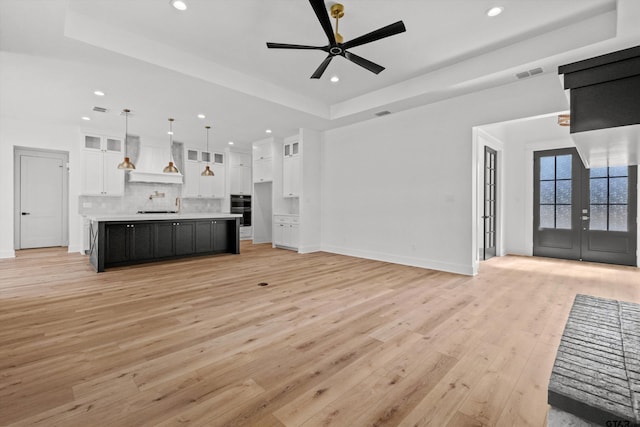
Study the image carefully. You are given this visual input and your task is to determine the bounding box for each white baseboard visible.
[68,245,84,255]
[298,245,321,254]
[321,245,475,276]
[0,250,16,259]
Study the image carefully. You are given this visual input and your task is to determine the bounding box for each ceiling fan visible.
[266,0,406,79]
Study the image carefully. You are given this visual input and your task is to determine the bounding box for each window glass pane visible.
[590,178,608,204]
[187,150,198,161]
[540,181,555,204]
[540,157,555,180]
[106,138,121,152]
[85,135,101,150]
[609,177,628,204]
[556,205,571,229]
[589,205,607,230]
[540,205,554,228]
[609,205,628,232]
[609,166,628,177]
[201,152,211,162]
[556,155,572,180]
[589,167,607,178]
[214,153,224,164]
[556,180,572,204]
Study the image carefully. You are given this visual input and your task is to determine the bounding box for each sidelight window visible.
[589,166,629,232]
[539,154,572,229]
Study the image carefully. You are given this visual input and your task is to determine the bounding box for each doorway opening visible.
[14,147,69,250]
[474,111,639,271]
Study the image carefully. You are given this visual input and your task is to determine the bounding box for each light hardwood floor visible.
[1,243,638,426]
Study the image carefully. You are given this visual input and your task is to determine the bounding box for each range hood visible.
[559,45,640,168]
[128,143,183,184]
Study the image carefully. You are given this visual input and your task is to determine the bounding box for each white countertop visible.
[87,213,241,222]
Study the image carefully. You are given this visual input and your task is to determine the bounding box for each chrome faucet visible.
[175,197,181,213]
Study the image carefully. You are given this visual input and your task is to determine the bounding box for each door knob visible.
[21,212,30,215]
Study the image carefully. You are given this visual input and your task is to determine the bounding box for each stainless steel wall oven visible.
[230,194,251,227]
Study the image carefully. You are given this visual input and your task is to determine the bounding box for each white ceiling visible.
[0,0,633,151]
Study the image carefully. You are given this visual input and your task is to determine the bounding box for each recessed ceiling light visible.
[228,141,234,145]
[330,75,339,83]
[265,129,272,134]
[486,6,504,17]
[171,0,187,11]
[197,114,205,119]
[167,131,174,135]
[93,90,105,96]
[81,116,91,121]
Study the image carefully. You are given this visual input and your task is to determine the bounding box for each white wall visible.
[321,73,569,275]
[0,116,84,257]
[299,128,322,253]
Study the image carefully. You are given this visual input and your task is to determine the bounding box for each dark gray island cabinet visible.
[88,214,241,272]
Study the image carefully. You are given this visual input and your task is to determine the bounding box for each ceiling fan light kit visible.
[266,0,406,79]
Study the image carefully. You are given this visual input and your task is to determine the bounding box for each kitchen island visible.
[87,213,241,272]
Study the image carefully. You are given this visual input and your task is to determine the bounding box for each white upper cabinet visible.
[183,148,225,198]
[253,141,273,183]
[282,140,300,198]
[81,134,124,196]
[253,142,273,161]
[229,151,250,167]
[229,151,251,195]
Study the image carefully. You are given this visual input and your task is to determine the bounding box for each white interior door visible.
[20,155,64,248]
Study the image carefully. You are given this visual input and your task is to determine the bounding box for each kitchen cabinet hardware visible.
[21,212,30,215]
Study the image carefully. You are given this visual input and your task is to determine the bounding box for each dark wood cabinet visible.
[105,223,155,264]
[213,220,230,253]
[195,221,214,253]
[175,222,195,255]
[130,223,155,260]
[105,224,128,264]
[91,217,240,272]
[154,222,175,258]
[194,219,231,254]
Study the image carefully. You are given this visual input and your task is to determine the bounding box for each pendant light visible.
[163,118,179,173]
[117,109,136,170]
[201,125,214,176]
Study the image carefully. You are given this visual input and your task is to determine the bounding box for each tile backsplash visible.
[78,182,222,216]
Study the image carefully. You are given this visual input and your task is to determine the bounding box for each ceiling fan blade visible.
[310,55,334,79]
[309,0,336,45]
[343,51,385,74]
[266,42,325,50]
[342,21,406,50]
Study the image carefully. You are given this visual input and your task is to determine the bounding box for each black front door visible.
[533,148,637,266]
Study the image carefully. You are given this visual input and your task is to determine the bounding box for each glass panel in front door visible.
[538,154,572,230]
[589,166,629,232]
